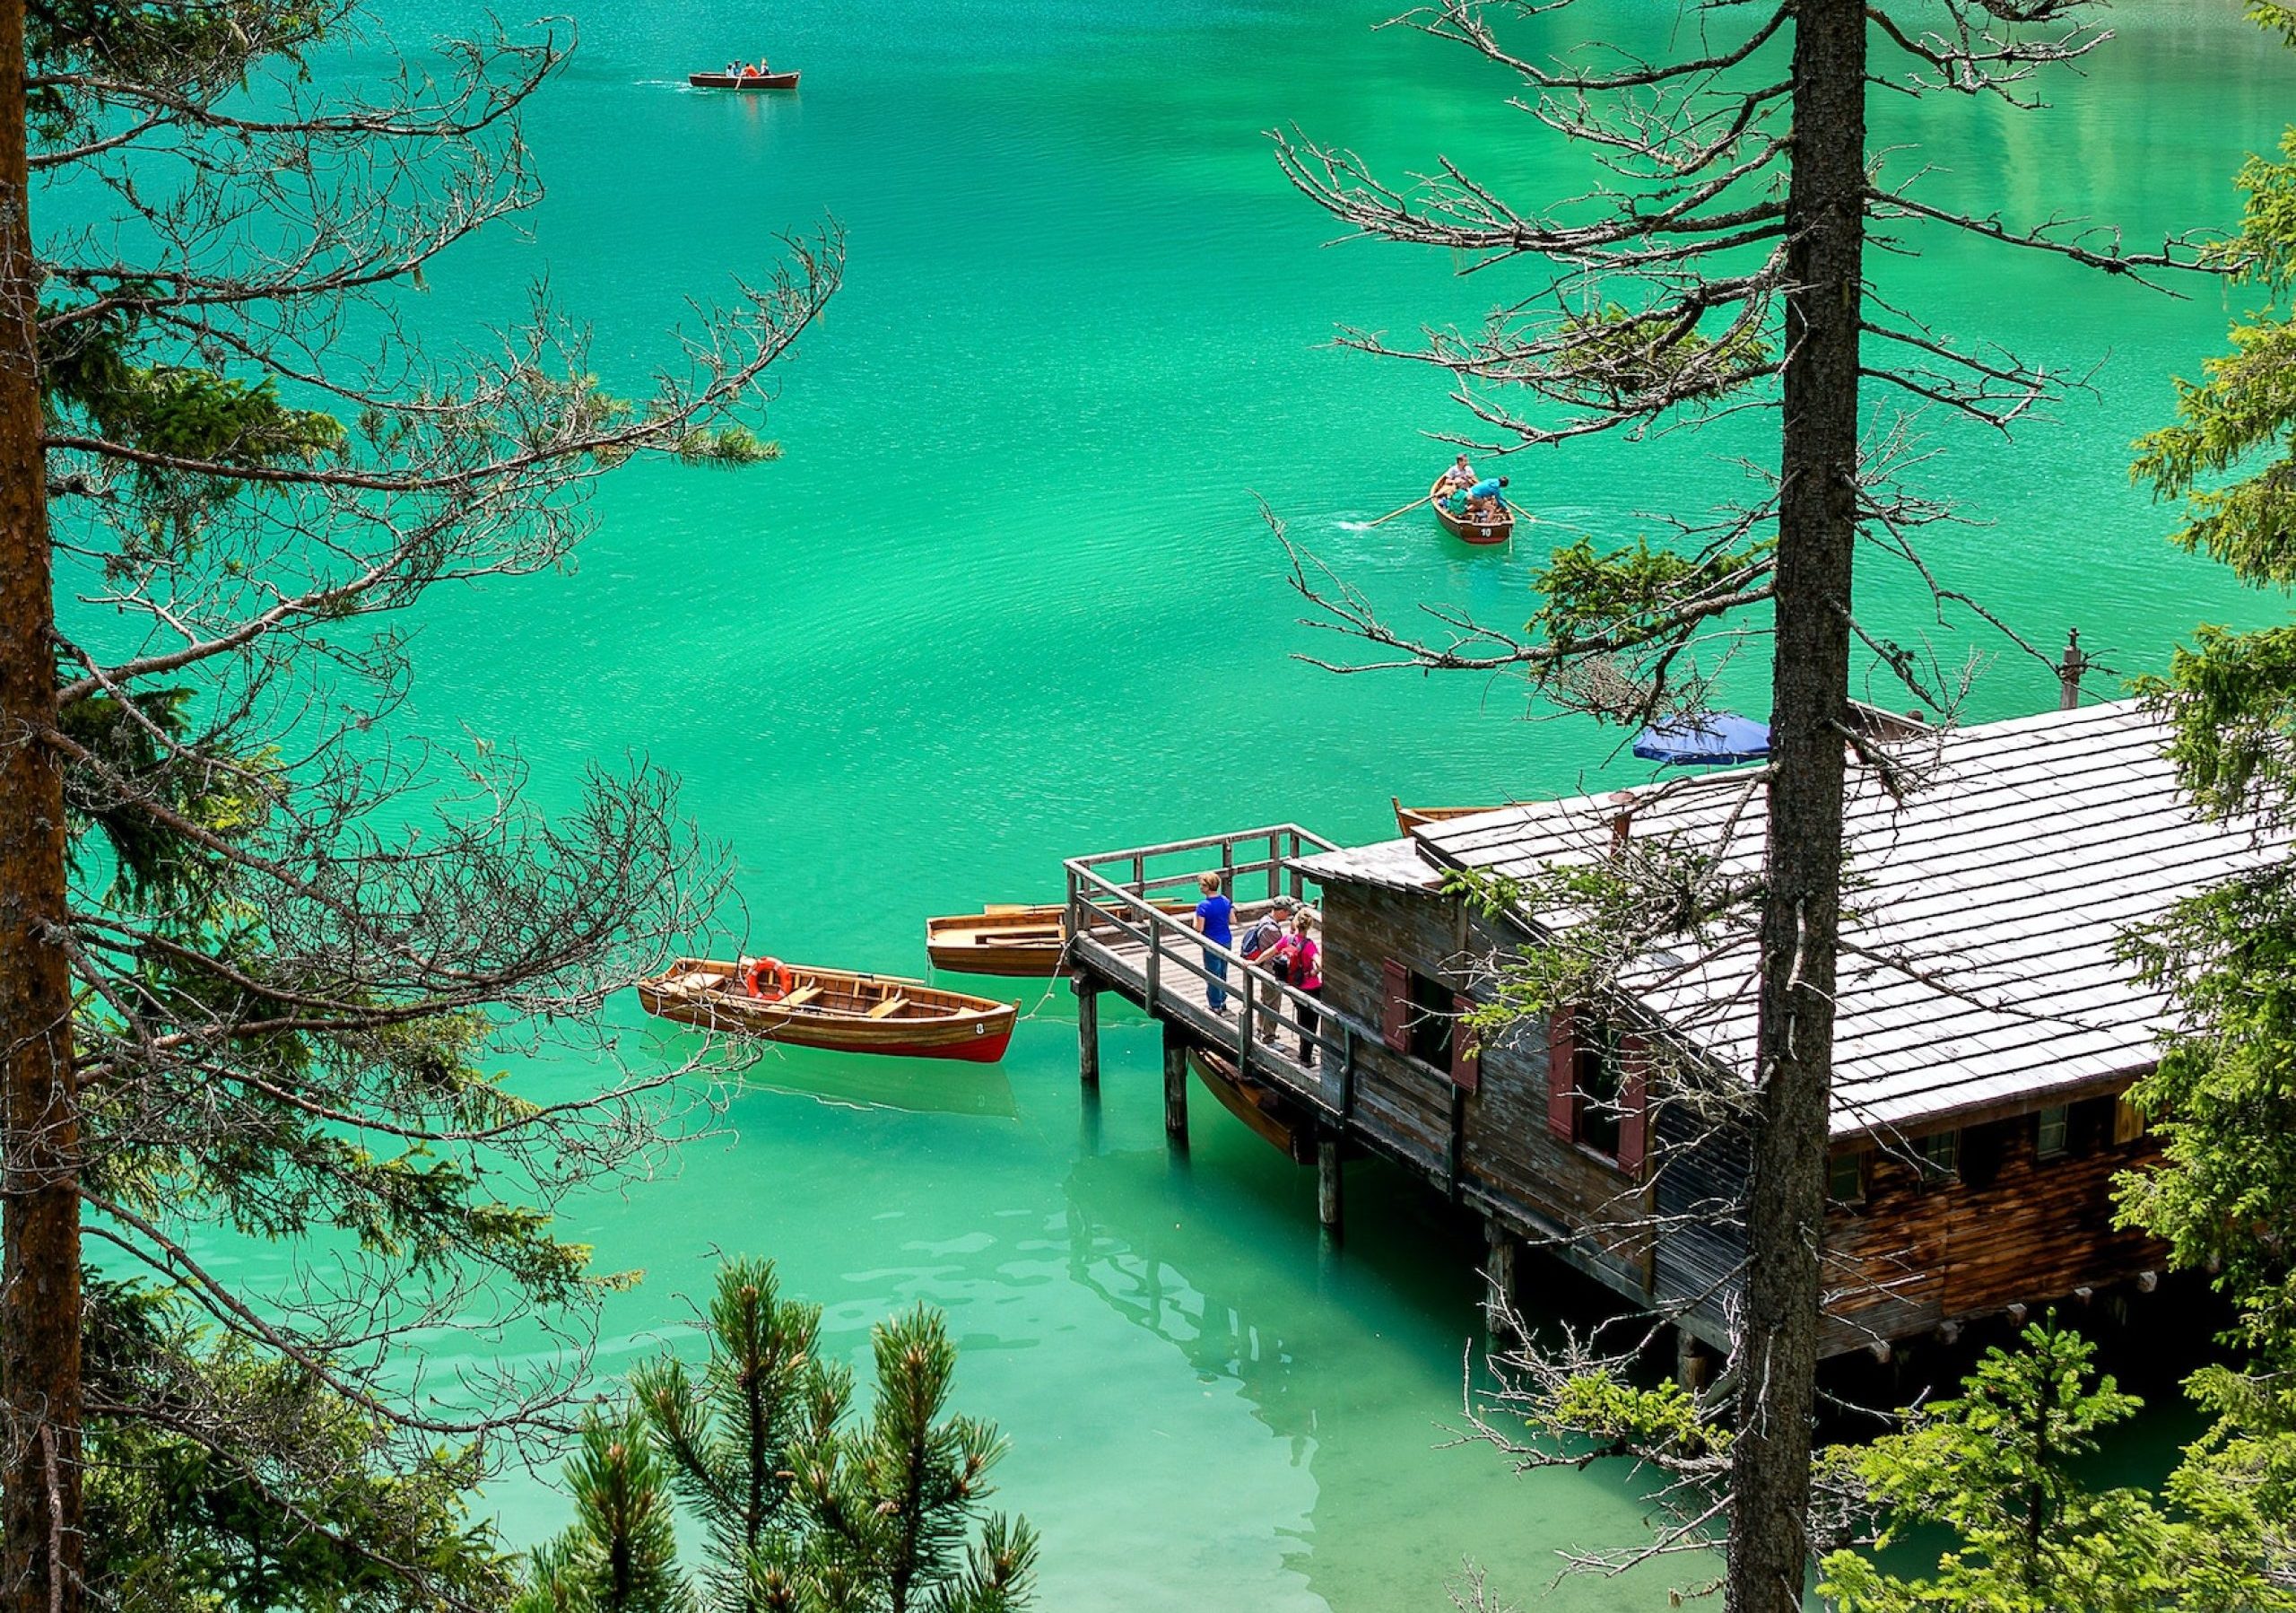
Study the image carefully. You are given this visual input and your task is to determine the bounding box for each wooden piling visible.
[1675,1325,1710,1393]
[1074,974,1099,1087]
[1318,1131,1343,1234]
[1484,1218,1518,1324]
[1161,1018,1188,1147]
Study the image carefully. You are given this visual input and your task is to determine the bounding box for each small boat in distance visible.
[924,900,1191,977]
[1393,798,1504,834]
[1430,476,1513,545]
[637,958,1016,1062]
[690,69,801,90]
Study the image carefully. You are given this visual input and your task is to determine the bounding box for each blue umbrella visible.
[1631,711,1771,766]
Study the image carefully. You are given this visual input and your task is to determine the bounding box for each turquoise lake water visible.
[182,2,2296,1607]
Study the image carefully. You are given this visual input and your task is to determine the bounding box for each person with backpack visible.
[1237,896,1297,1042]
[1277,909,1324,1065]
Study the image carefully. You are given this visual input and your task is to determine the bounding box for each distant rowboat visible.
[1392,798,1503,834]
[924,901,1189,978]
[637,958,1016,1062]
[1430,476,1512,545]
[690,69,801,90]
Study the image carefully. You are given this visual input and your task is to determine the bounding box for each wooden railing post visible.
[1239,972,1256,1079]
[1146,911,1162,1016]
[1131,854,1145,899]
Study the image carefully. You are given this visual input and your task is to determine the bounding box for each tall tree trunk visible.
[1725,1,1865,1609]
[0,1,83,1609]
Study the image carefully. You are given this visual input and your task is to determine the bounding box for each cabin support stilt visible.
[1483,1219,1519,1325]
[1073,975,1100,1087]
[1161,1019,1188,1147]
[1317,1131,1344,1234]
[1675,1326,1711,1393]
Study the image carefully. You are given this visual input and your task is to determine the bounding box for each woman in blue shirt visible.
[1193,872,1234,1012]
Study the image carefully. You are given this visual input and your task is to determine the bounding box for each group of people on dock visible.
[1438,453,1509,522]
[1193,875,1324,1064]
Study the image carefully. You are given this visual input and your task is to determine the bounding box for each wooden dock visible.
[1065,825,1465,1238]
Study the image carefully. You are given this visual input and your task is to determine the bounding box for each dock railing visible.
[1064,825,1361,1114]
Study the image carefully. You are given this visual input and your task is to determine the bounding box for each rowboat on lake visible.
[1189,1049,1315,1164]
[689,69,801,90]
[1430,476,1513,545]
[637,957,1016,1062]
[924,901,1189,977]
[1393,798,1503,834]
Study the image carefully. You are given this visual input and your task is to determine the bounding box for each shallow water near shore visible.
[205,2,2295,1605]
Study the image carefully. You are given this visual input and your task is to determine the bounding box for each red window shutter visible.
[1544,1004,1577,1140]
[1617,1033,1650,1175]
[1449,993,1480,1093]
[1380,958,1410,1052]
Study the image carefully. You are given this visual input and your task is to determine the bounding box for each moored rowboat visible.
[925,904,1066,976]
[923,901,1190,977]
[637,958,1016,1062]
[689,70,801,90]
[1430,476,1512,545]
[1393,797,1505,834]
[1188,1049,1315,1164]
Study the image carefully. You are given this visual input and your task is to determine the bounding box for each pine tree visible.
[535,1413,692,1613]
[532,1271,1036,1613]
[1817,1321,2176,1612]
[629,1259,850,1611]
[800,1309,1033,1613]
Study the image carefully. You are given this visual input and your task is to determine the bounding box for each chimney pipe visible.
[2057,627,2088,711]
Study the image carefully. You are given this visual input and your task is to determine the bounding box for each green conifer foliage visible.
[2123,13,2296,1596]
[628,1259,849,1610]
[1818,1322,2179,1613]
[541,1414,691,1613]
[531,1269,1035,1613]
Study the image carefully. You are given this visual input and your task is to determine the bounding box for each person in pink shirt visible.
[1278,910,1323,1065]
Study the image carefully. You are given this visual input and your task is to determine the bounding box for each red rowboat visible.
[637,958,1016,1063]
[1430,476,1512,545]
[690,70,801,90]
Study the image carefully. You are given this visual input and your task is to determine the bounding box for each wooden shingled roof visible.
[1297,701,2290,1140]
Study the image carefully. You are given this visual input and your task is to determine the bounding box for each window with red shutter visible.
[1545,1004,1577,1139]
[1380,958,1410,1052]
[1449,993,1480,1093]
[1616,1033,1650,1174]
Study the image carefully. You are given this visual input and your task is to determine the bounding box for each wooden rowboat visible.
[689,70,801,90]
[1430,476,1512,545]
[638,958,1016,1062]
[1189,1049,1314,1164]
[1393,797,1504,834]
[924,901,1189,978]
[925,904,1067,976]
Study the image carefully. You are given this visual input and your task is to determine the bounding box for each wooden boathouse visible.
[1062,700,2289,1361]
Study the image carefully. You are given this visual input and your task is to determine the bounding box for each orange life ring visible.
[744,956,794,1001]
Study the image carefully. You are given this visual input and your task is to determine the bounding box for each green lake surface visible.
[230,2,2296,1606]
